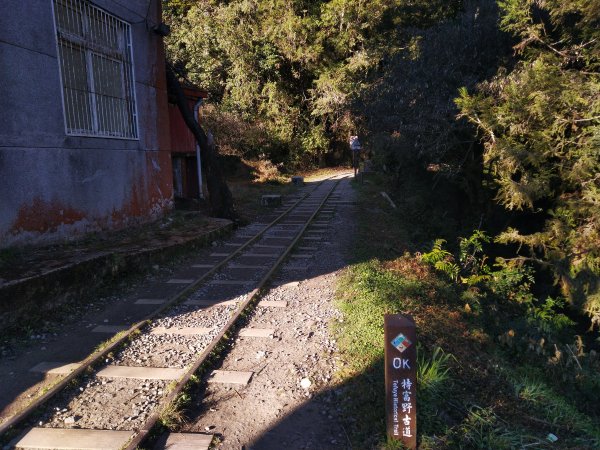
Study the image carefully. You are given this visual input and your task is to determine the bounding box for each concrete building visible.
[0,0,173,247]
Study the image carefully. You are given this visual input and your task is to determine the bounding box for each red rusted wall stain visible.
[8,160,173,241]
[10,198,86,234]
[110,152,173,227]
[111,182,143,224]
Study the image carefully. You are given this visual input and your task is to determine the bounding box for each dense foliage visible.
[163,0,461,166]
[357,1,508,184]
[457,0,600,324]
[337,148,600,449]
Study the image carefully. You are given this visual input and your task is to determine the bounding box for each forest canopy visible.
[163,0,462,166]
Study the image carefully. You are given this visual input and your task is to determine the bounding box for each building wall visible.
[169,102,200,199]
[169,103,197,154]
[0,0,173,247]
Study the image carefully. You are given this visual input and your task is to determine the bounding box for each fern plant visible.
[422,232,492,285]
[459,230,491,280]
[527,296,575,335]
[421,239,461,281]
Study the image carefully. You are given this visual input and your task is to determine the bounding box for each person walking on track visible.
[349,135,362,177]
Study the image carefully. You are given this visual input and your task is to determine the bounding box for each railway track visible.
[1,174,350,450]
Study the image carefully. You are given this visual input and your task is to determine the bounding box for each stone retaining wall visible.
[0,222,234,333]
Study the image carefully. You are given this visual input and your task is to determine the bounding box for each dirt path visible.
[180,177,356,450]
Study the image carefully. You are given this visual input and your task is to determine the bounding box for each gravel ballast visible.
[179,177,356,450]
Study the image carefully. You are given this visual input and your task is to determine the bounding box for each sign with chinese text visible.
[384,314,417,449]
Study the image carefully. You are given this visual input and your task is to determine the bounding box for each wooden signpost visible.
[384,314,417,449]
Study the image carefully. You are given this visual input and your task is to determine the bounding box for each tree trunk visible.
[166,66,237,220]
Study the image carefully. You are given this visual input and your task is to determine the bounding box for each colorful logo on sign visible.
[391,333,412,353]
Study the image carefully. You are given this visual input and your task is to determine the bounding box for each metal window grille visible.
[52,0,138,139]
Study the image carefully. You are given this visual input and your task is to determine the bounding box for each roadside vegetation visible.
[334,173,600,448]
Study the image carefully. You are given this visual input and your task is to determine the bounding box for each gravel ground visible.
[114,304,238,368]
[39,378,168,431]
[181,176,355,450]
[35,301,241,432]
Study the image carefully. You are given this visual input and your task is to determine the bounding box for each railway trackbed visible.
[1,174,352,450]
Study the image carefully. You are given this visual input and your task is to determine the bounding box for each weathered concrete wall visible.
[0,0,173,247]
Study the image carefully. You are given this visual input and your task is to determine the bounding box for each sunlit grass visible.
[505,368,600,446]
[335,258,459,447]
[417,346,452,396]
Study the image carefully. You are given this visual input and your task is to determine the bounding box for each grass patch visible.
[444,406,548,450]
[159,392,190,430]
[504,367,600,447]
[334,172,600,449]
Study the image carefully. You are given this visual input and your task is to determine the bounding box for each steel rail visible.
[123,175,345,450]
[0,175,338,438]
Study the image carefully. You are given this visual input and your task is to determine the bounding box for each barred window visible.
[52,0,138,139]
